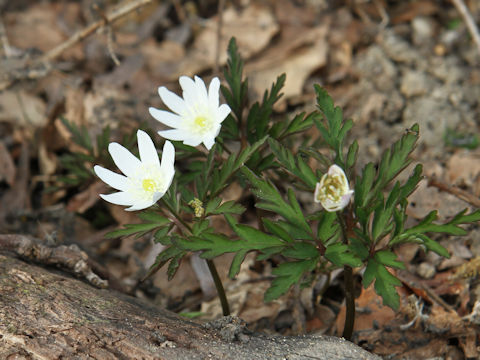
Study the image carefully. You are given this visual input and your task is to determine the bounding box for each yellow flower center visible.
[142,179,156,192]
[323,175,343,201]
[194,116,207,128]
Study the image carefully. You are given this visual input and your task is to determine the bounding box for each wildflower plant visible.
[87,38,480,339]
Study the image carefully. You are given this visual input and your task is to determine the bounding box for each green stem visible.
[160,198,231,316]
[337,213,355,341]
[207,259,230,316]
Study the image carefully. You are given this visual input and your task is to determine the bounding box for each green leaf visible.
[324,243,362,267]
[205,199,245,216]
[283,242,319,260]
[60,116,93,152]
[405,209,480,237]
[246,74,285,143]
[268,138,317,190]
[222,37,248,136]
[144,242,186,281]
[105,222,162,239]
[346,140,358,169]
[374,250,405,269]
[373,124,419,196]
[355,162,375,209]
[263,218,294,243]
[279,112,316,139]
[316,211,339,244]
[178,216,286,277]
[209,136,268,198]
[264,259,317,302]
[363,258,402,309]
[241,166,312,238]
[349,236,369,260]
[313,86,353,166]
[138,211,170,225]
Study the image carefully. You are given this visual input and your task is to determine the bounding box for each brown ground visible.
[1,1,480,359]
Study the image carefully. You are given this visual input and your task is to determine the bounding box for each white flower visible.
[149,75,231,150]
[94,130,175,211]
[314,165,354,212]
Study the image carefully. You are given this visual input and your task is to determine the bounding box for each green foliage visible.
[64,38,480,325]
[444,128,479,149]
[57,116,136,187]
[314,86,354,168]
[246,74,285,143]
[105,211,170,239]
[264,259,318,302]
[221,37,247,140]
[268,138,317,190]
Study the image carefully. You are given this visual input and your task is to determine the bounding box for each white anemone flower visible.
[314,164,354,212]
[94,130,175,211]
[149,75,231,150]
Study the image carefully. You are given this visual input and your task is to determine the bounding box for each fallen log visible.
[0,241,380,359]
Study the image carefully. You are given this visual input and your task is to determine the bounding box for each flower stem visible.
[206,259,230,316]
[160,198,231,316]
[337,213,355,341]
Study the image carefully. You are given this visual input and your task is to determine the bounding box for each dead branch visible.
[427,177,480,208]
[451,0,480,56]
[0,252,381,359]
[0,0,152,90]
[0,234,108,288]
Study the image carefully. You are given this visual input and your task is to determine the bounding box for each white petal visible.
[149,107,182,128]
[137,130,160,168]
[125,199,156,211]
[159,87,186,115]
[183,136,203,147]
[208,77,220,109]
[158,129,190,141]
[94,165,129,191]
[313,182,322,203]
[100,192,136,206]
[180,76,203,105]
[108,143,141,178]
[329,164,345,177]
[203,137,215,150]
[194,76,209,102]
[216,104,231,123]
[160,140,175,175]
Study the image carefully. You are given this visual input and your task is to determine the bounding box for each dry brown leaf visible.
[446,150,480,188]
[0,141,15,186]
[406,179,468,220]
[336,284,396,335]
[66,181,108,214]
[0,90,47,130]
[245,23,329,109]
[5,2,83,60]
[174,4,279,79]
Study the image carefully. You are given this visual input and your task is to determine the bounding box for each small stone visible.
[417,262,436,279]
[412,17,435,46]
[434,44,446,56]
[400,70,431,98]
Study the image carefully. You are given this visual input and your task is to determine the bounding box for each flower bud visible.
[314,165,354,212]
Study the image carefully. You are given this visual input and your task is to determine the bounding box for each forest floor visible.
[1,0,480,359]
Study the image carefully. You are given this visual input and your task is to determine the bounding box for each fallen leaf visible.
[0,141,15,186]
[175,4,279,78]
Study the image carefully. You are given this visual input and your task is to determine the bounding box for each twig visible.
[0,234,108,288]
[0,0,152,90]
[39,0,151,64]
[451,0,480,56]
[427,177,480,208]
[214,0,226,76]
[0,15,13,57]
[92,3,121,66]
